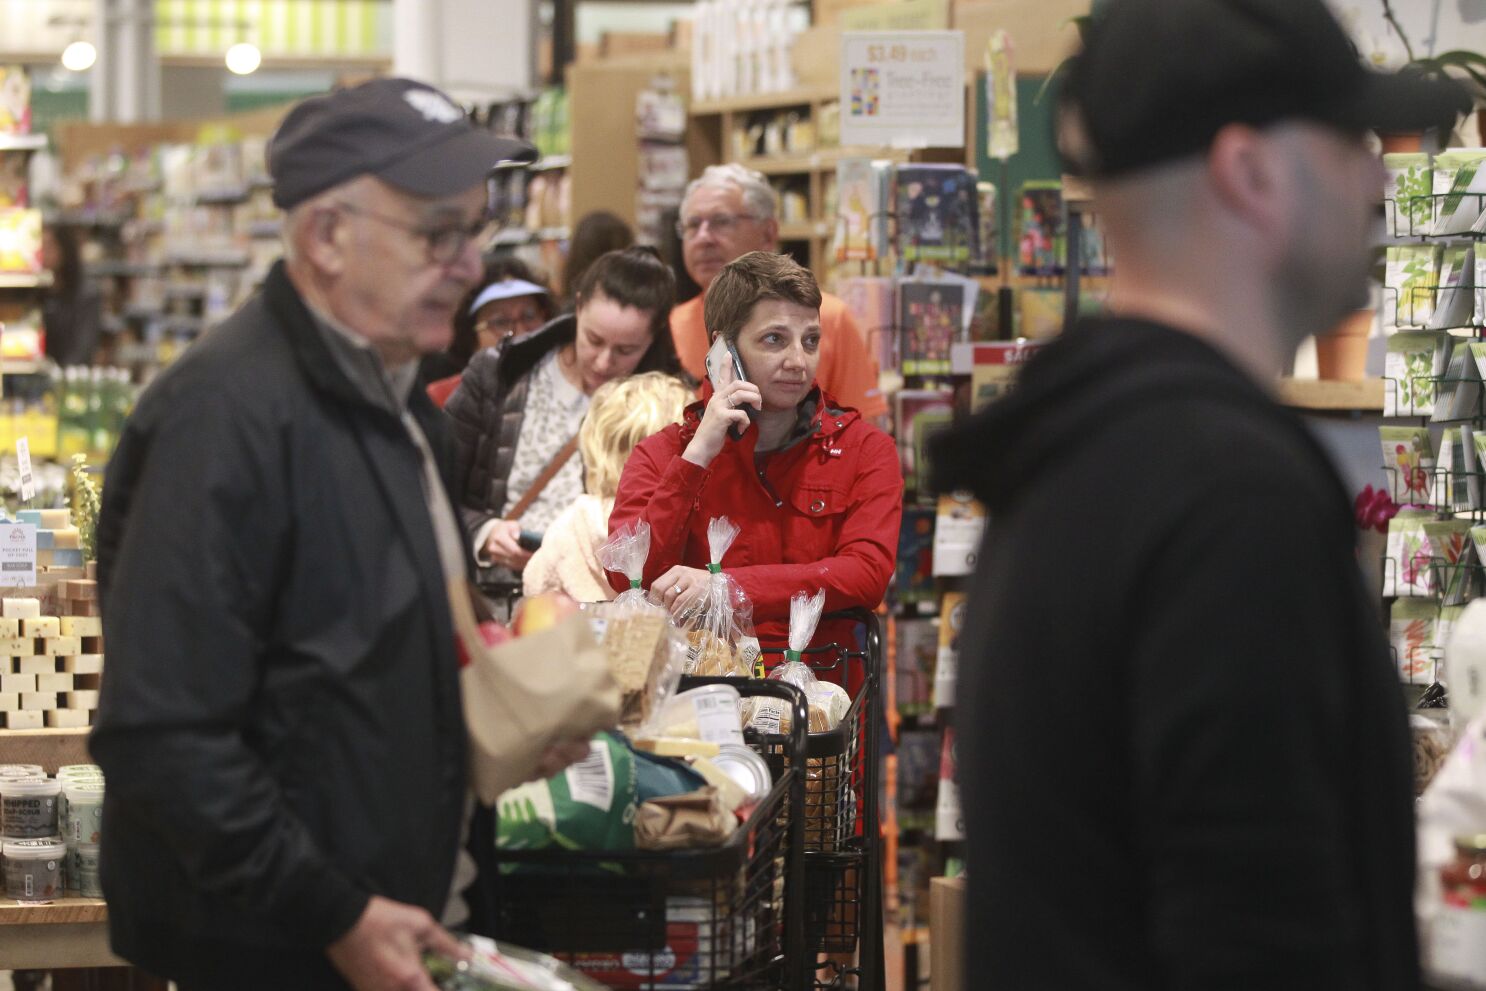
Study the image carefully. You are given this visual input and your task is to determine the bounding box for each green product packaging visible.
[496,731,637,855]
[1432,149,1486,235]
[1380,425,1436,506]
[1385,509,1435,598]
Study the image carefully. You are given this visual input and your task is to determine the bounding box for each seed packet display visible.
[1385,246,1442,330]
[1385,152,1433,237]
[1430,245,1476,332]
[1385,331,1449,416]
[1392,598,1442,686]
[1435,338,1482,424]
[1432,149,1486,236]
[1380,425,1436,506]
[1423,519,1475,605]
[1436,427,1479,511]
[1384,509,1435,598]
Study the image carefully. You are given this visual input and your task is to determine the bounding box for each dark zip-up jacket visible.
[932,317,1418,991]
[92,261,469,990]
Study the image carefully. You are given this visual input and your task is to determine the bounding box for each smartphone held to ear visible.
[705,336,758,441]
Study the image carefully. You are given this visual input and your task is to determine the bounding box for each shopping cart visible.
[487,679,809,991]
[750,609,885,991]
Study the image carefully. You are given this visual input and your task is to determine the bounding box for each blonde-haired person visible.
[523,371,693,601]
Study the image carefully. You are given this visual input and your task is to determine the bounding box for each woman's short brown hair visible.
[702,251,822,345]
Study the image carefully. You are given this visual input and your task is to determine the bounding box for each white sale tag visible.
[15,437,33,503]
[0,522,36,587]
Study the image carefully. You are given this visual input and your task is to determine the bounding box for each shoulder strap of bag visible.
[505,434,580,523]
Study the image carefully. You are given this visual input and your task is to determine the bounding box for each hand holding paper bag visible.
[448,581,622,803]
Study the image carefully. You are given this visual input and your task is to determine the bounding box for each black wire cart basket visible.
[488,679,810,991]
[750,609,885,991]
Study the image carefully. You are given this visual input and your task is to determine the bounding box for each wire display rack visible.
[748,609,885,991]
[487,679,809,991]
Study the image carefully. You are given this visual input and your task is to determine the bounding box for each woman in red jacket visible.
[607,250,902,650]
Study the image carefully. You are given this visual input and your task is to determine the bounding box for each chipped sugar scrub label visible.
[3,838,65,903]
[1,777,60,839]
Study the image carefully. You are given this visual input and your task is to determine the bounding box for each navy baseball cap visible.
[268,77,538,209]
[1060,0,1472,178]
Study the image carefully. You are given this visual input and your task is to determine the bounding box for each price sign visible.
[0,522,36,588]
[841,31,965,149]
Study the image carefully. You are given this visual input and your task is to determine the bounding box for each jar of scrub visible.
[1,777,61,839]
[3,838,65,902]
[62,781,104,846]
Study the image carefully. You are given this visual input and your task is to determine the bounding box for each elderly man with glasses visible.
[671,164,887,419]
[91,78,588,991]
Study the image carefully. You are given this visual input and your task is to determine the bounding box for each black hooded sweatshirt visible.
[931,317,1418,990]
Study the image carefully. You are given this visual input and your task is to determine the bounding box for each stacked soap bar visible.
[0,586,104,730]
[16,509,86,578]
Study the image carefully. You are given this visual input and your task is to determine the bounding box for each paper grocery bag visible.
[450,581,622,803]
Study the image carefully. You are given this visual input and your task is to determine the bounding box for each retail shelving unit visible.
[686,84,972,278]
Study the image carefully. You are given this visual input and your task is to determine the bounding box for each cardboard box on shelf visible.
[930,875,965,991]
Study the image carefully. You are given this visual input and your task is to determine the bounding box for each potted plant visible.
[1374,0,1483,150]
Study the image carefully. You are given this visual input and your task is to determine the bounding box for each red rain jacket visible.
[607,388,903,654]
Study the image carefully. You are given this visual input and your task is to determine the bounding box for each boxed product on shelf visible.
[835,158,892,263]
[837,276,897,373]
[899,281,964,376]
[895,165,979,268]
[931,495,985,578]
[894,389,955,494]
[933,726,962,842]
[895,617,937,717]
[0,208,42,273]
[0,153,26,208]
[896,728,940,810]
[933,592,964,709]
[894,506,937,609]
[1017,180,1065,276]
[0,67,31,135]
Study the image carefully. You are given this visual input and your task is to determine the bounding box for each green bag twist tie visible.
[707,563,722,574]
[629,579,641,589]
[785,648,802,662]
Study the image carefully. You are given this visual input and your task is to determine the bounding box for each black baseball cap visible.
[1060,0,1472,178]
[267,77,538,210]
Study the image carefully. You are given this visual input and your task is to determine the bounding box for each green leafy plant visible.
[69,454,100,563]
[1382,0,1485,114]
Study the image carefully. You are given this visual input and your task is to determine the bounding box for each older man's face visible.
[327,178,487,365]
[679,183,776,290]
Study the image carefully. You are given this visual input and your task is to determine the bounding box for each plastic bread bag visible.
[678,517,754,678]
[596,521,679,726]
[745,589,831,734]
[598,521,651,607]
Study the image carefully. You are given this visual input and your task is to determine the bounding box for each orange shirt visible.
[670,290,888,418]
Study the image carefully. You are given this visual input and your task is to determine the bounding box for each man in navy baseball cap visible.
[91,78,593,991]
[268,76,537,209]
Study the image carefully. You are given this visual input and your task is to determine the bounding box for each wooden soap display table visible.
[0,727,147,982]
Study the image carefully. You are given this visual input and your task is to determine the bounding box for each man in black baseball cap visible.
[93,77,591,991]
[933,2,1468,988]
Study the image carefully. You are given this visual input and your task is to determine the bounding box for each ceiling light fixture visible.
[60,40,96,72]
[225,42,262,75]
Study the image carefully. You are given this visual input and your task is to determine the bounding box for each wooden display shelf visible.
[1275,376,1384,412]
[0,134,48,153]
[0,897,120,970]
[0,897,108,926]
[0,271,55,289]
[777,219,830,241]
[691,85,834,116]
[0,727,92,773]
[741,146,912,175]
